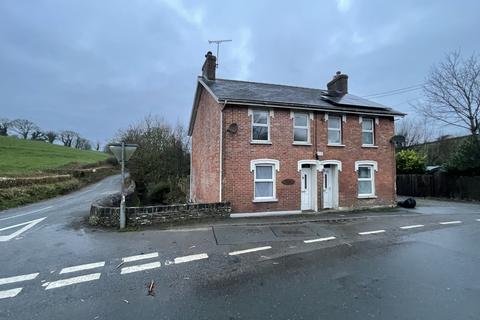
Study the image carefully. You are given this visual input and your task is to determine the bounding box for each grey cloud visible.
[1,0,479,143]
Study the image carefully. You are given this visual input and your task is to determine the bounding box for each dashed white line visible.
[0,288,23,299]
[439,221,462,225]
[60,261,105,274]
[174,253,209,264]
[476,219,480,222]
[0,206,52,221]
[228,246,272,256]
[0,273,39,286]
[120,262,161,275]
[121,252,158,263]
[358,230,385,235]
[400,224,424,230]
[304,236,336,244]
[45,273,101,290]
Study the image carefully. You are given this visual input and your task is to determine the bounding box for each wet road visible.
[0,183,479,319]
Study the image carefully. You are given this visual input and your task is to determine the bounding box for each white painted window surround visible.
[248,109,274,143]
[355,160,378,198]
[327,115,342,145]
[291,111,313,144]
[360,117,375,146]
[250,159,279,202]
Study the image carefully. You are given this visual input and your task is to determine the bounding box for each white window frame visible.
[355,160,378,198]
[249,109,271,143]
[250,159,279,202]
[327,115,342,145]
[291,111,311,144]
[361,117,375,146]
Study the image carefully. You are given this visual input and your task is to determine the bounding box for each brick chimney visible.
[202,51,217,80]
[327,71,348,95]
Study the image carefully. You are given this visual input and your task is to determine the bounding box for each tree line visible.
[0,118,99,150]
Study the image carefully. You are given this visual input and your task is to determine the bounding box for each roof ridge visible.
[213,77,329,93]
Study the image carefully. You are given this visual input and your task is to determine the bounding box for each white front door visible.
[323,167,333,208]
[301,167,312,210]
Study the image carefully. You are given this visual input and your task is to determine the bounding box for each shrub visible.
[396,149,427,174]
[105,156,118,166]
[147,181,171,204]
[445,136,480,175]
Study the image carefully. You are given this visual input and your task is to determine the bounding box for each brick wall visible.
[190,87,222,203]
[221,105,396,212]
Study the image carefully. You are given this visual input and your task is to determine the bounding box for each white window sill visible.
[253,198,279,203]
[357,195,377,199]
[327,143,345,147]
[362,145,378,148]
[293,142,312,146]
[251,140,272,145]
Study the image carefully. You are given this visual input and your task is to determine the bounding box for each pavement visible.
[1,176,480,319]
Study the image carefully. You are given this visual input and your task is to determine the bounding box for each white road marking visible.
[0,206,52,221]
[400,224,424,230]
[304,236,336,243]
[476,219,480,222]
[0,217,46,242]
[60,261,105,274]
[45,273,101,290]
[121,252,158,263]
[228,246,272,256]
[0,288,22,299]
[358,230,385,235]
[439,221,462,225]
[174,253,209,263]
[120,262,161,275]
[0,273,39,285]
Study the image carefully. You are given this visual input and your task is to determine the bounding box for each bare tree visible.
[10,119,39,139]
[415,51,480,135]
[395,117,440,147]
[0,118,10,136]
[30,130,46,141]
[45,131,57,144]
[115,115,190,204]
[59,130,79,147]
[74,137,92,150]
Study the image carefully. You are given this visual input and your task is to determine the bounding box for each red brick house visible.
[188,52,405,214]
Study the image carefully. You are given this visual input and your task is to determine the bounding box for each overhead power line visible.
[362,83,424,99]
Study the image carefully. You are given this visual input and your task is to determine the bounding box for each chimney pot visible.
[202,51,217,80]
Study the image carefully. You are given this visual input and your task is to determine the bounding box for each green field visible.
[0,136,109,176]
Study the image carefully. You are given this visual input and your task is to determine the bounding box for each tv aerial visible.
[208,39,232,68]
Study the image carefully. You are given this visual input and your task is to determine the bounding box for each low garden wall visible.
[89,200,231,227]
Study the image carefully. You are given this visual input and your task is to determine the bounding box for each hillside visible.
[0,136,109,176]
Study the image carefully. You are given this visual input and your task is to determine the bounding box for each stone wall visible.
[89,201,231,227]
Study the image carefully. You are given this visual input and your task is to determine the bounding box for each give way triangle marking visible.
[0,217,46,242]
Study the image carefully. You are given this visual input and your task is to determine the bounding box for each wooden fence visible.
[396,173,480,201]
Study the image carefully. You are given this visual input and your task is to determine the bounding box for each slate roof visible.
[189,76,405,135]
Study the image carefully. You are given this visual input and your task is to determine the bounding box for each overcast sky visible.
[1,0,479,144]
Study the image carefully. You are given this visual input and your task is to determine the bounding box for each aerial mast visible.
[208,39,232,68]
